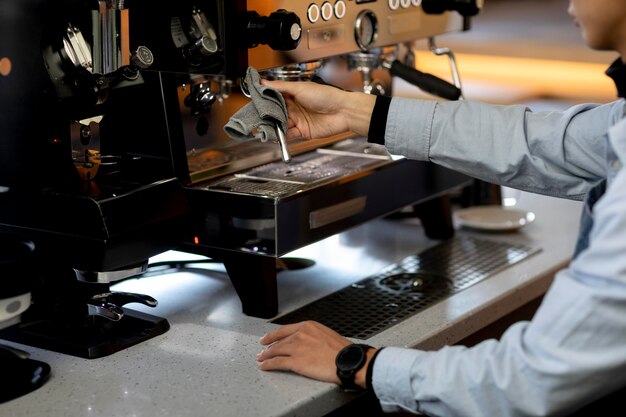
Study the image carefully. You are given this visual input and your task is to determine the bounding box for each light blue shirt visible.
[372,98,626,416]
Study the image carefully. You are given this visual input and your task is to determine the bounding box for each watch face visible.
[337,344,366,371]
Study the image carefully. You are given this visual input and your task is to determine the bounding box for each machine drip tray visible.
[273,236,540,339]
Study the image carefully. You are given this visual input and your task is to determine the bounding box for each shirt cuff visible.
[385,97,437,161]
[371,346,427,413]
[367,95,392,144]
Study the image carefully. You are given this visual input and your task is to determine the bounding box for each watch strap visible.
[365,347,385,391]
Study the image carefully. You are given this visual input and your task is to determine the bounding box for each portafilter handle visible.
[381,59,462,101]
[87,291,158,321]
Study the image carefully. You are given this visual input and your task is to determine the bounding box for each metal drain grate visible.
[273,236,540,339]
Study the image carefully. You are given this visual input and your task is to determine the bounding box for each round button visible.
[290,23,302,41]
[412,0,423,6]
[388,0,400,11]
[307,4,320,23]
[334,0,346,19]
[0,57,11,76]
[321,2,333,21]
[401,0,411,8]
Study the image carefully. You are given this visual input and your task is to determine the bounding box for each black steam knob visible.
[122,46,154,80]
[130,46,154,70]
[245,9,302,51]
[422,0,482,17]
[184,82,218,115]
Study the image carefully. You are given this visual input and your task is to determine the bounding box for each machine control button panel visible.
[247,0,466,70]
[307,4,320,23]
[306,0,427,23]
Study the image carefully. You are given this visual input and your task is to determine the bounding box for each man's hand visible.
[257,320,378,389]
[262,80,376,141]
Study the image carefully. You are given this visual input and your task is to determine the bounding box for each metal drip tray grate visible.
[273,236,540,339]
[200,149,389,197]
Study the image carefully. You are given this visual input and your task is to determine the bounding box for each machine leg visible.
[222,252,279,319]
[414,195,455,240]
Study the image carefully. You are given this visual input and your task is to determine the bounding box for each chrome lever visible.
[275,124,292,164]
[241,77,292,164]
[428,37,464,100]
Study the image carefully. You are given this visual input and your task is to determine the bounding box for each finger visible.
[261,79,298,95]
[286,126,304,141]
[283,101,299,128]
[257,336,301,362]
[260,322,306,345]
[257,356,294,372]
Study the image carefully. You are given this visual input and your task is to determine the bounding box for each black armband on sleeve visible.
[367,95,392,145]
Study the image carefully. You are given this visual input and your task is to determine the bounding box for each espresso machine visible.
[175,0,483,318]
[0,0,482,360]
[0,0,191,358]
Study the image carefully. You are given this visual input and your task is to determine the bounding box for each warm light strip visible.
[413,52,616,103]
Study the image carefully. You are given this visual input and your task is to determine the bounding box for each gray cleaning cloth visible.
[224,67,288,143]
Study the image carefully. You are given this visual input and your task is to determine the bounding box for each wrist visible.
[354,347,379,389]
[342,91,377,137]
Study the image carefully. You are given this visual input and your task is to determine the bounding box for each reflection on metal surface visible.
[274,236,541,339]
[308,25,345,49]
[309,196,367,229]
[200,144,391,198]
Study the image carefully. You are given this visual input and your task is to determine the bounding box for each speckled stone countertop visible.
[0,191,582,417]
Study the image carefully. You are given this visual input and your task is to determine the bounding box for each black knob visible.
[184,82,217,115]
[182,34,218,65]
[130,46,154,69]
[245,9,302,51]
[422,0,482,17]
[123,46,154,79]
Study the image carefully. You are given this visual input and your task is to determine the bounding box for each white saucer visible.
[454,206,535,232]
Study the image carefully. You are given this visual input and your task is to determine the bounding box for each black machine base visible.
[0,309,169,359]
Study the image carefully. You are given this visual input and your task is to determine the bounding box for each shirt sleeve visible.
[384,98,621,200]
[372,168,626,417]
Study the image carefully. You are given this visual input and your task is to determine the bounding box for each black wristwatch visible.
[335,344,373,390]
